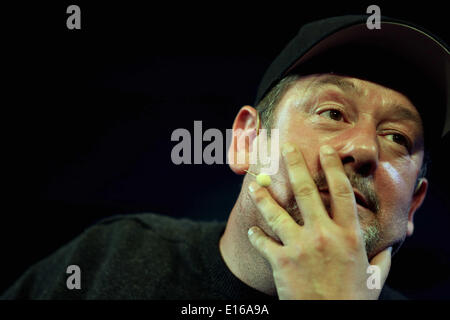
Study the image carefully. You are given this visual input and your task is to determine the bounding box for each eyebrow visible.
[310,75,363,96]
[388,104,423,129]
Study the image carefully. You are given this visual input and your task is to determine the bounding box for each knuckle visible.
[269,214,287,233]
[274,254,293,268]
[265,212,278,226]
[286,247,304,261]
[286,154,303,167]
[293,183,316,198]
[314,236,327,252]
[252,188,268,203]
[332,181,353,198]
[344,230,363,249]
[313,228,330,251]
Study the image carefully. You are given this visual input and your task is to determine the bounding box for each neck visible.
[219,180,278,296]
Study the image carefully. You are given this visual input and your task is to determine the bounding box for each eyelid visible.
[382,131,413,152]
[316,102,346,113]
[317,102,344,109]
[316,103,348,121]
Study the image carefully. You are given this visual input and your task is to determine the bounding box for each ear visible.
[406,178,428,236]
[228,106,260,174]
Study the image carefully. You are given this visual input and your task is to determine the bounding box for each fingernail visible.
[320,145,334,155]
[282,143,295,156]
[248,227,255,236]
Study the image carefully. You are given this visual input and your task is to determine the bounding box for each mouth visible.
[319,188,371,211]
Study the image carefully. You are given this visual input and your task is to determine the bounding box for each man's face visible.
[258,73,426,258]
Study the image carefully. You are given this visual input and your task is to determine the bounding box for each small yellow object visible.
[256,173,271,187]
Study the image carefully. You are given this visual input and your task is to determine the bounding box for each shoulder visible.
[1,213,224,299]
[88,212,224,248]
[77,213,226,299]
[93,212,205,240]
[68,212,224,274]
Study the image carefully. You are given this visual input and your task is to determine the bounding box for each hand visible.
[247,143,392,300]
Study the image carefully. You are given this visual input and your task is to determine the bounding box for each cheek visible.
[377,161,415,211]
[376,162,415,238]
[268,120,322,207]
[280,116,322,169]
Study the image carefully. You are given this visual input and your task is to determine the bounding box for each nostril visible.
[342,156,354,166]
[340,155,376,177]
[358,163,373,177]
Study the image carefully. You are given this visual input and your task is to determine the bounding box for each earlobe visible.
[406,178,428,237]
[407,221,414,236]
[228,106,260,175]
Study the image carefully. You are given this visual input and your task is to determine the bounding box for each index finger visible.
[282,142,330,226]
[319,145,359,228]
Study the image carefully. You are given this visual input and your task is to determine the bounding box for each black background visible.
[3,1,450,299]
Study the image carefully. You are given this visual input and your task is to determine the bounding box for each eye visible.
[318,109,345,122]
[386,133,411,150]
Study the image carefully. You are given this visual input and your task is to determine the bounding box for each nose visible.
[335,125,379,177]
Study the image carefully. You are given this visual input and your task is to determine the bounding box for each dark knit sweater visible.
[1,213,406,300]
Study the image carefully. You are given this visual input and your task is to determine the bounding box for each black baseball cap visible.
[255,15,449,151]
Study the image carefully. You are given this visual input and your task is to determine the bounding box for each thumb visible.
[369,246,392,284]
